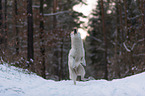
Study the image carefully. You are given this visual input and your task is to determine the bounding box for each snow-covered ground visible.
[0,64,145,96]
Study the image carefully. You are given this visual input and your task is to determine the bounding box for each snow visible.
[0,64,145,96]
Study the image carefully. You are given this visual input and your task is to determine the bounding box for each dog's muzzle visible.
[74,29,77,34]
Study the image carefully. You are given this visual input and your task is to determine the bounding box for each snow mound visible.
[0,64,145,96]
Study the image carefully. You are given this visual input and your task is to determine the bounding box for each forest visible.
[0,0,145,81]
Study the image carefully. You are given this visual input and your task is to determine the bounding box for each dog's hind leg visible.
[74,79,76,85]
[69,55,75,68]
[77,64,86,81]
[72,69,77,85]
[73,73,77,85]
[69,68,77,85]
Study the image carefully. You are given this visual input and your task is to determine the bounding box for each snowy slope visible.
[0,64,145,96]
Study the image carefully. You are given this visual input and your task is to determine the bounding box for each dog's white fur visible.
[68,31,86,85]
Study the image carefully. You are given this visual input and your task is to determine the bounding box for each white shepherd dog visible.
[68,28,86,85]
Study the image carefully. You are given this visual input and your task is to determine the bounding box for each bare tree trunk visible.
[27,0,34,67]
[14,0,19,55]
[144,0,145,66]
[40,0,46,79]
[0,0,7,46]
[100,0,108,80]
[53,0,57,29]
[140,0,144,29]
[115,0,121,78]
[53,0,60,79]
[59,38,64,80]
[0,0,2,44]
[4,0,7,34]
[119,0,123,53]
[142,0,145,65]
[4,0,7,47]
[124,0,128,37]
[0,0,1,24]
[143,0,145,44]
[123,0,132,74]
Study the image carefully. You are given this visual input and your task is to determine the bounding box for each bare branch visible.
[89,36,102,43]
[123,38,145,52]
[133,54,145,57]
[44,11,71,16]
[123,42,131,52]
[32,5,40,8]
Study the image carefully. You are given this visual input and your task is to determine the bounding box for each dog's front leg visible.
[81,57,86,66]
[72,70,77,85]
[69,55,75,68]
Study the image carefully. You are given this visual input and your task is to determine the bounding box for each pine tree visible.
[87,0,145,80]
[0,0,2,45]
[27,0,34,67]
[45,0,86,80]
[4,0,7,47]
[0,0,87,80]
[86,0,116,80]
[14,0,19,55]
[39,0,46,79]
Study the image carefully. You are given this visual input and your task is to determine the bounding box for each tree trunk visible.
[100,0,108,80]
[4,0,7,36]
[143,0,145,65]
[27,0,34,67]
[14,0,19,55]
[40,0,46,79]
[59,38,64,80]
[143,0,145,45]
[115,0,120,78]
[119,0,123,54]
[124,0,128,37]
[0,0,7,47]
[0,0,2,44]
[53,0,57,29]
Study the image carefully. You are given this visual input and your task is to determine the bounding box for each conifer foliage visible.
[0,0,86,80]
[0,0,145,80]
[86,0,145,80]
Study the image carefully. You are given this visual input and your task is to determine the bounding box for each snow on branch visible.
[44,11,71,16]
[137,38,145,42]
[123,42,131,52]
[127,14,144,20]
[89,36,102,43]
[133,54,145,57]
[123,38,145,52]
[32,5,40,8]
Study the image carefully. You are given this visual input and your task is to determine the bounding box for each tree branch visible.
[44,11,71,16]
[123,38,145,52]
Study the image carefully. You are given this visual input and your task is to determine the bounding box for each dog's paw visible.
[81,78,89,81]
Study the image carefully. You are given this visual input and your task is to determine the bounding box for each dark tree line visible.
[0,0,86,80]
[86,0,145,80]
[100,0,108,80]
[27,0,34,69]
[0,0,145,81]
[0,0,2,44]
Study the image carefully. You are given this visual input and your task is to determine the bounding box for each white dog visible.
[68,28,86,85]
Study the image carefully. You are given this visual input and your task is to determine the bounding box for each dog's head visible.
[70,28,81,39]
[74,29,77,34]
